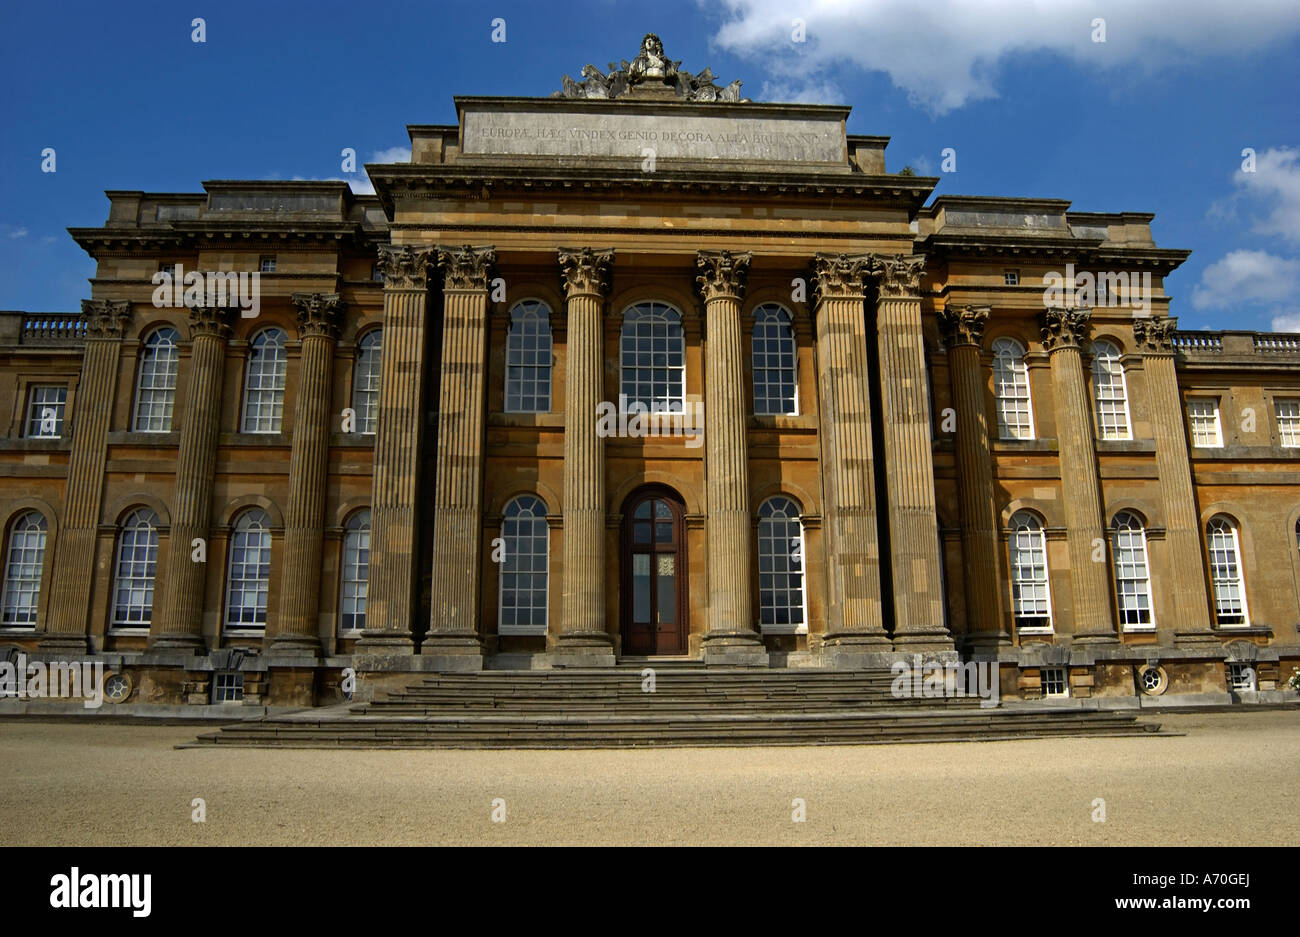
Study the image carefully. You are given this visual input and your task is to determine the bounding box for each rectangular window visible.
[1187,398,1222,448]
[1040,668,1068,698]
[1276,399,1300,448]
[258,255,277,273]
[1003,270,1020,286]
[1226,663,1256,692]
[25,385,67,438]
[212,672,244,703]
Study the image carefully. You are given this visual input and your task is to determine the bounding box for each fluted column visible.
[270,293,343,656]
[937,304,1010,649]
[1041,307,1117,642]
[811,254,891,664]
[553,247,616,666]
[43,300,131,651]
[697,250,767,666]
[871,255,953,651]
[424,245,496,669]
[356,245,436,656]
[1133,316,1215,642]
[150,305,233,650]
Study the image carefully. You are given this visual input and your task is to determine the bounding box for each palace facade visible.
[2,38,1298,707]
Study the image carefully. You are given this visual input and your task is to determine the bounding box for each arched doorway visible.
[620,485,688,655]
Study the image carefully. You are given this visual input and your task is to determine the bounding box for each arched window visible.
[225,509,271,630]
[241,329,287,433]
[620,302,685,412]
[352,330,382,435]
[1091,340,1131,440]
[498,495,549,635]
[111,508,160,629]
[758,496,806,632]
[752,303,798,415]
[1112,511,1152,629]
[133,327,180,432]
[992,338,1035,440]
[505,301,553,413]
[1206,516,1249,626]
[1008,510,1052,631]
[339,510,370,633]
[0,512,47,627]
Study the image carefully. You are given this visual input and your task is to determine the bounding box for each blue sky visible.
[2,0,1298,331]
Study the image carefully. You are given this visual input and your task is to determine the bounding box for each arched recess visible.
[104,492,172,529]
[618,483,690,656]
[487,479,562,518]
[1000,498,1065,531]
[752,479,818,519]
[609,473,703,517]
[218,494,285,530]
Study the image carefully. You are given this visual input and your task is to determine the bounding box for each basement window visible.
[1226,663,1256,692]
[1040,667,1068,698]
[1003,270,1020,286]
[212,671,244,703]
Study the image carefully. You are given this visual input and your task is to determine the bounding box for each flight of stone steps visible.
[182,665,1169,749]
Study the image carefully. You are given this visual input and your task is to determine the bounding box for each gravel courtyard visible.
[0,709,1295,846]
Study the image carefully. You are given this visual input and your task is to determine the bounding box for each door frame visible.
[618,484,689,656]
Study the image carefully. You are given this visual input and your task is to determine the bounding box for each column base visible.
[421,630,484,672]
[892,629,957,653]
[701,631,769,668]
[38,633,90,653]
[550,631,616,668]
[354,630,416,655]
[962,631,1014,655]
[146,632,207,653]
[267,633,322,661]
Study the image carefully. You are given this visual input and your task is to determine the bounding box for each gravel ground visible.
[0,709,1295,846]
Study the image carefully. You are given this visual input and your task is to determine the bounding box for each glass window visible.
[339,510,370,633]
[992,338,1034,440]
[0,512,47,627]
[498,495,548,634]
[1206,516,1248,626]
[25,385,67,439]
[620,302,685,412]
[1188,398,1222,448]
[133,327,180,432]
[758,496,805,632]
[225,509,271,630]
[504,301,553,413]
[1275,399,1300,448]
[1009,510,1051,631]
[241,329,287,433]
[352,330,382,435]
[752,303,798,415]
[1091,340,1131,440]
[1112,511,1152,629]
[111,508,160,629]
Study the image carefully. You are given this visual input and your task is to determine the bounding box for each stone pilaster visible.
[697,250,767,666]
[1133,315,1215,643]
[811,254,891,665]
[270,293,343,657]
[43,299,131,651]
[937,304,1010,650]
[424,245,497,670]
[1041,307,1117,642]
[150,305,233,651]
[871,255,954,652]
[356,245,436,657]
[553,247,616,667]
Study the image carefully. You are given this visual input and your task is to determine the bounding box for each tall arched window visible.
[225,509,272,631]
[133,327,180,432]
[505,300,553,413]
[1008,510,1052,631]
[1112,511,1152,629]
[352,330,382,435]
[752,303,798,415]
[1206,515,1249,626]
[498,495,549,635]
[0,512,47,628]
[339,510,370,633]
[992,338,1035,439]
[241,329,287,433]
[111,508,160,629]
[758,496,806,632]
[1091,340,1131,440]
[620,302,685,412]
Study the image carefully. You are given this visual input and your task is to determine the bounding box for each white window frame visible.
[1188,398,1223,448]
[1275,398,1300,448]
[1003,270,1020,286]
[110,508,160,631]
[497,495,549,636]
[212,672,244,703]
[1090,340,1132,440]
[0,512,47,628]
[133,327,180,433]
[1111,511,1154,631]
[751,303,799,416]
[240,329,287,434]
[338,510,370,634]
[1226,663,1256,692]
[992,338,1035,440]
[619,302,686,413]
[1040,667,1069,698]
[258,255,277,273]
[1206,516,1249,627]
[224,509,271,631]
[504,300,553,414]
[24,385,67,439]
[1009,510,1053,633]
[757,496,807,634]
[352,329,382,435]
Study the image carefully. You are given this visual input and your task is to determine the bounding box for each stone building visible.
[1,37,1297,707]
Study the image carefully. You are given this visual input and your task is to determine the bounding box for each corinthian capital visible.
[1040,307,1092,352]
[188,305,234,339]
[811,253,873,304]
[375,244,437,290]
[695,250,752,303]
[438,245,497,291]
[1132,314,1178,355]
[558,247,614,299]
[80,299,131,339]
[871,253,926,299]
[292,293,345,340]
[937,304,991,349]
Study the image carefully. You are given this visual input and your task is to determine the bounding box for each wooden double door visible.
[619,487,688,656]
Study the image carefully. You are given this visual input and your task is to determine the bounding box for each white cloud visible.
[1191,249,1300,312]
[1235,147,1300,243]
[370,146,411,164]
[1271,313,1300,333]
[4,226,28,239]
[707,0,1300,112]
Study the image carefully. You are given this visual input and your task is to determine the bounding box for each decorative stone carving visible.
[811,253,873,304]
[375,244,437,290]
[553,35,746,103]
[188,305,234,339]
[1133,314,1179,354]
[1040,307,1092,351]
[438,245,497,291]
[292,293,345,340]
[695,250,752,303]
[558,247,615,298]
[937,304,991,348]
[80,299,130,338]
[872,254,926,299]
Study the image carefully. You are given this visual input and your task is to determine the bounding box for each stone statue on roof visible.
[628,33,678,85]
